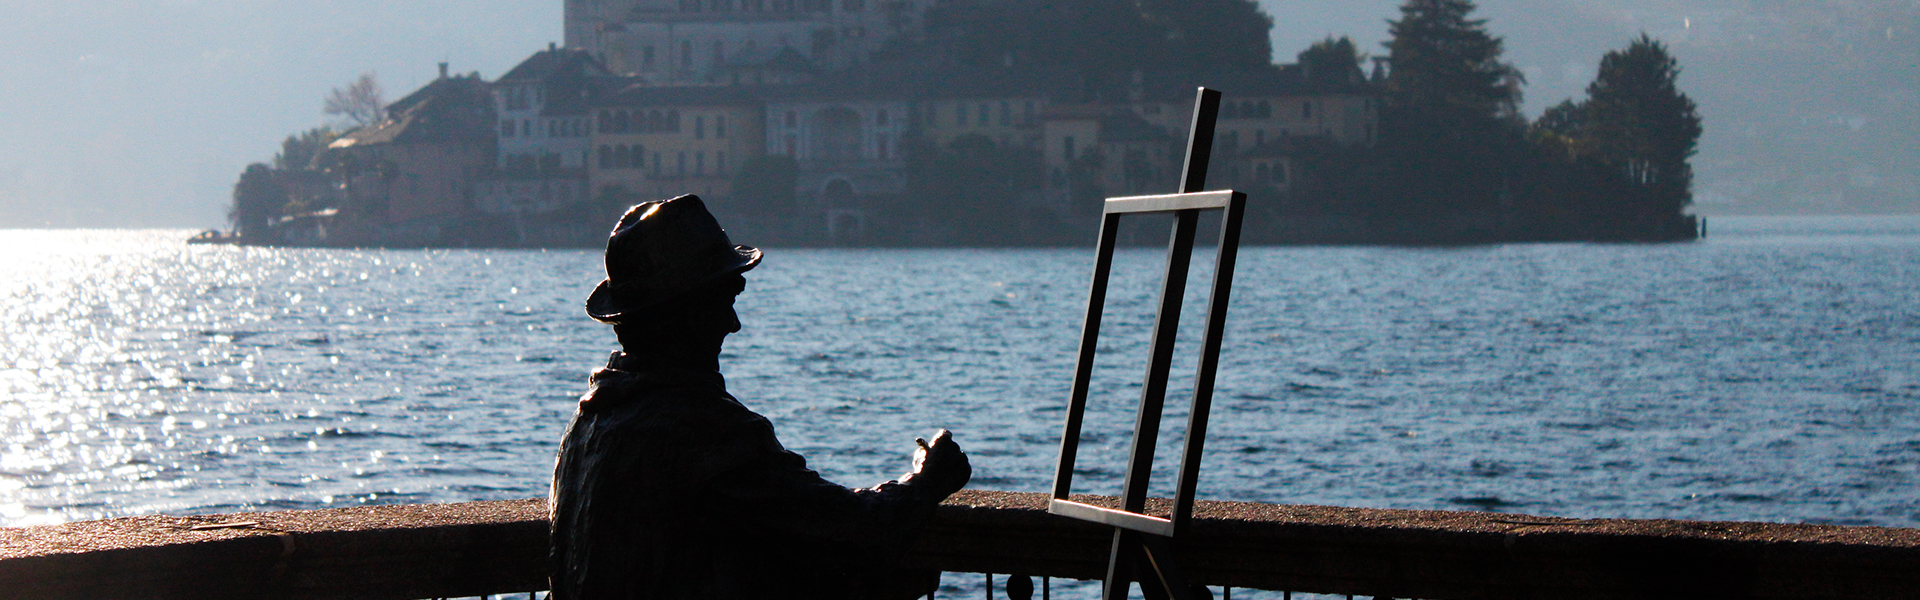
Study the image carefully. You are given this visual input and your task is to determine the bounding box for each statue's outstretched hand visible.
[907,429,970,498]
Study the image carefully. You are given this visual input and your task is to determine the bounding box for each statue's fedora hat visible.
[585,195,761,324]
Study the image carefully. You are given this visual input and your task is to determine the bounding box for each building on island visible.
[269,7,1384,247]
[476,45,625,245]
[327,64,497,247]
[564,0,929,83]
[589,84,766,208]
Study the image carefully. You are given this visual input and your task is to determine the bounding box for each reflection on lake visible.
[2,216,1917,533]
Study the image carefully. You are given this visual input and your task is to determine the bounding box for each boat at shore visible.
[185,229,238,245]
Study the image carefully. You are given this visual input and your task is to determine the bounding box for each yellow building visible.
[588,85,766,207]
[1127,68,1379,152]
[1037,105,1182,217]
[909,68,1073,151]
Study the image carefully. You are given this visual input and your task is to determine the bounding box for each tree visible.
[323,72,386,128]
[731,154,799,215]
[924,0,1274,76]
[1385,0,1523,122]
[274,127,339,171]
[904,134,1043,244]
[229,163,285,243]
[1581,34,1701,217]
[1377,0,1527,224]
[1298,36,1366,88]
[1137,0,1274,69]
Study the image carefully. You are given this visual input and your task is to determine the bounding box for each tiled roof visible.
[331,75,495,148]
[498,47,614,84]
[497,47,629,116]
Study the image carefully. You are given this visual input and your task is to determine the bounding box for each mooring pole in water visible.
[1047,87,1245,600]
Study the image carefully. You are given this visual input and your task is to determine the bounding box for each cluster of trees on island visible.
[1322,0,1703,242]
[231,0,1701,246]
[907,0,1703,242]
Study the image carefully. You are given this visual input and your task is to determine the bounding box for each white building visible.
[565,0,929,83]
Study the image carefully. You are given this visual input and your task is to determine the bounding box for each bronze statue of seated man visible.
[551,195,971,600]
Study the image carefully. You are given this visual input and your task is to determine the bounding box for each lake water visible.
[3,216,1918,571]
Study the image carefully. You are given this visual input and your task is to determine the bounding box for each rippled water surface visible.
[3,217,1918,533]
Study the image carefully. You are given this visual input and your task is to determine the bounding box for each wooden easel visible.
[1048,87,1245,600]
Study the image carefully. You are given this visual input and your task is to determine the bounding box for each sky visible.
[0,0,1913,228]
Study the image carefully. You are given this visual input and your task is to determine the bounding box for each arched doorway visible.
[821,179,865,245]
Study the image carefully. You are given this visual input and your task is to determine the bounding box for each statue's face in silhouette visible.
[617,273,744,356]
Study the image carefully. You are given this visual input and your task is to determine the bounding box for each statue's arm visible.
[700,416,963,545]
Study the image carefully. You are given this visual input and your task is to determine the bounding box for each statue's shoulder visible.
[579,368,761,430]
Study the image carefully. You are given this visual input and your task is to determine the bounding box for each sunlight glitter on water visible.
[3,220,1919,531]
[2,231,574,525]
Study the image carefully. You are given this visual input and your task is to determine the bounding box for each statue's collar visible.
[599,350,726,388]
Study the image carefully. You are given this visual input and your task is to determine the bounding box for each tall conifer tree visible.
[1379,0,1525,223]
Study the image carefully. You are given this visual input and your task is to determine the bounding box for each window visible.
[956,103,967,127]
[597,145,612,168]
[717,151,727,173]
[696,152,705,175]
[1063,136,1076,161]
[713,41,725,65]
[842,0,864,10]
[1255,130,1265,146]
[643,46,656,67]
[785,134,797,156]
[979,103,989,126]
[677,152,687,176]
[1302,101,1312,119]
[999,101,1010,126]
[695,115,706,139]
[501,120,516,137]
[785,110,798,129]
[630,145,645,169]
[876,136,888,160]
[682,41,693,67]
[716,115,728,138]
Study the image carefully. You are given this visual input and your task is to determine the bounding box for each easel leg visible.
[1139,535,1206,600]
[1103,530,1135,600]
[1105,530,1207,600]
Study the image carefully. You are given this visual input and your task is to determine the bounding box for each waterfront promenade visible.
[7,490,1920,599]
